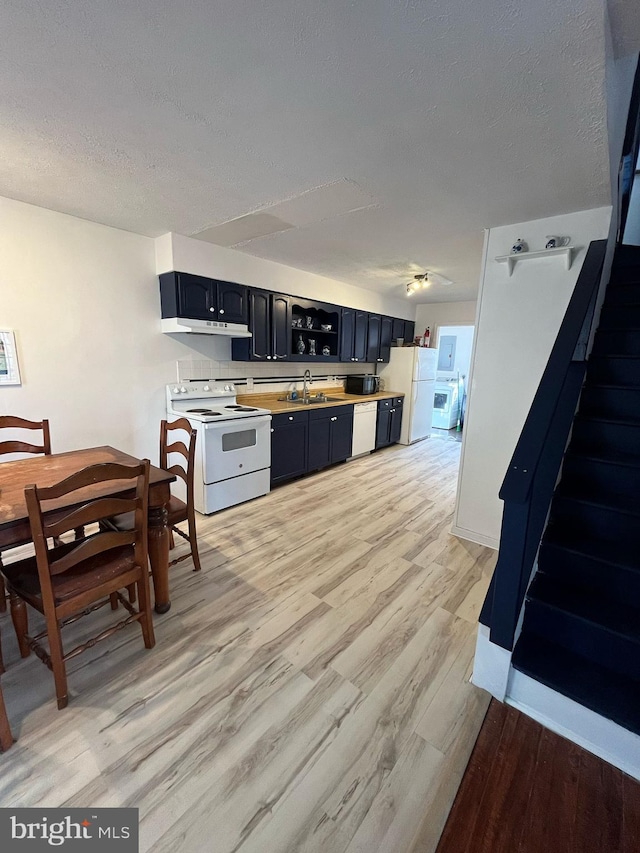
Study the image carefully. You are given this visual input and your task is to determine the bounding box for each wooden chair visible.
[104,419,201,573]
[0,628,13,751]
[0,417,51,614]
[1,460,155,710]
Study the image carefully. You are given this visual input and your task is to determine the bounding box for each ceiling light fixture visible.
[406,271,453,295]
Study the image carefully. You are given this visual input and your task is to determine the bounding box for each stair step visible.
[512,633,640,736]
[522,581,640,680]
[604,283,640,305]
[560,452,640,507]
[538,538,640,604]
[587,355,640,386]
[579,385,640,421]
[528,572,640,642]
[549,496,639,548]
[543,522,639,573]
[570,415,640,463]
[599,303,640,329]
[592,328,640,357]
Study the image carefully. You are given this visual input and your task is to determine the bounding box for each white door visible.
[410,380,436,442]
[414,348,438,382]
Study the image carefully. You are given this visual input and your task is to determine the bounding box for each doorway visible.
[431,324,475,440]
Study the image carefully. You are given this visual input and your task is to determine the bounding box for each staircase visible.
[512,244,640,735]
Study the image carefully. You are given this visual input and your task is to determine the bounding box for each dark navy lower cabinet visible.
[376,397,403,448]
[270,411,308,484]
[308,406,354,471]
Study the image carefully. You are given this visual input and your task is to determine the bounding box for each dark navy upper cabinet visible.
[405,321,416,345]
[367,314,381,363]
[354,311,368,362]
[160,272,247,324]
[392,318,405,342]
[233,290,290,361]
[340,308,355,362]
[217,280,249,324]
[379,316,393,363]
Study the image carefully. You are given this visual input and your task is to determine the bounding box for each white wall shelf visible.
[495,246,575,276]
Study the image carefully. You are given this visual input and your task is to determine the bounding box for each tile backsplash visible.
[176,356,377,393]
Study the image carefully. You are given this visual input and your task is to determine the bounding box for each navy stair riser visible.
[537,543,640,603]
[603,284,640,305]
[587,356,640,386]
[592,329,640,356]
[599,303,640,328]
[570,417,640,460]
[511,635,640,734]
[580,386,640,420]
[549,499,638,547]
[560,454,640,506]
[521,600,640,680]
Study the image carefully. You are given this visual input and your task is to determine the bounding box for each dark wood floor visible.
[430,700,640,853]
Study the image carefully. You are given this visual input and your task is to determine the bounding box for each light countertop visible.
[237,388,404,415]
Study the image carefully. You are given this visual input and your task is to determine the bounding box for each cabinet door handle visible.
[209,307,215,313]
[391,408,395,412]
[354,358,358,362]
[273,355,278,360]
[331,416,337,421]
[267,355,272,360]
[289,416,294,421]
[271,428,274,433]
[219,309,225,315]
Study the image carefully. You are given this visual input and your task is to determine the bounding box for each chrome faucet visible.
[302,369,312,402]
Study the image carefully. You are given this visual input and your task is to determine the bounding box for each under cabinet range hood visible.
[160,317,252,337]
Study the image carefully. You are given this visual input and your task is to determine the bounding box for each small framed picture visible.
[0,329,21,385]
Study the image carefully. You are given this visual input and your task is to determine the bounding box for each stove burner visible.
[236,407,258,412]
[187,408,222,416]
[224,405,242,409]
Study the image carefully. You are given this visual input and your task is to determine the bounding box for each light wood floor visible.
[0,437,496,853]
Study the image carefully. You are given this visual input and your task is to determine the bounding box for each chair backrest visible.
[0,416,51,457]
[25,461,150,612]
[160,419,197,506]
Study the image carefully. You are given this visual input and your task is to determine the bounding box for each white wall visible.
[414,301,477,345]
[0,196,183,457]
[453,206,612,549]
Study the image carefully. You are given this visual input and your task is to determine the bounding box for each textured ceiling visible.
[0,1,620,302]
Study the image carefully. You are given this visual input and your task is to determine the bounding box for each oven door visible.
[201,415,271,484]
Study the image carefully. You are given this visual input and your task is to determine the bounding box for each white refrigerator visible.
[379,347,438,444]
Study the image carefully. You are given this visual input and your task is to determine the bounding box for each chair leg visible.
[110,592,119,610]
[127,584,137,604]
[47,619,68,710]
[9,590,30,658]
[0,573,6,614]
[188,517,202,573]
[0,687,13,752]
[169,530,175,550]
[136,575,155,650]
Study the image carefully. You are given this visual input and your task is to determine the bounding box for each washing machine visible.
[432,380,460,429]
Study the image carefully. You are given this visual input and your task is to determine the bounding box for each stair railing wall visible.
[481,240,608,651]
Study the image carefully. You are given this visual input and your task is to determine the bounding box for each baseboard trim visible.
[450,525,499,550]
[506,668,640,781]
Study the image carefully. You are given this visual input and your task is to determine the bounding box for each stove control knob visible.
[180,387,187,393]
[172,387,180,394]
[203,385,211,391]
[224,384,232,392]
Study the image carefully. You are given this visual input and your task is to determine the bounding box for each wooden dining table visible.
[0,446,176,613]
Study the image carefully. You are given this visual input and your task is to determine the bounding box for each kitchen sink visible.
[285,396,344,405]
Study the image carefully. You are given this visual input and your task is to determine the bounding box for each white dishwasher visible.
[351,400,378,458]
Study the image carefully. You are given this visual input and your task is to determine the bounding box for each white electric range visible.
[166,382,272,514]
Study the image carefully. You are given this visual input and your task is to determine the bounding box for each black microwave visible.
[345,375,380,395]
